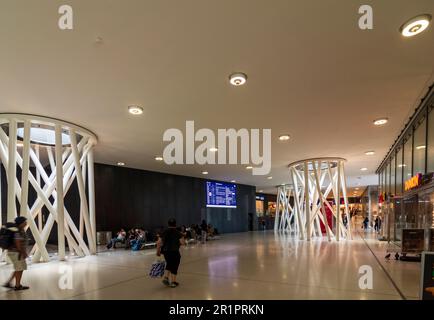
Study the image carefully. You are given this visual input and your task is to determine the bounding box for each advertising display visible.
[420,252,434,300]
[402,229,425,254]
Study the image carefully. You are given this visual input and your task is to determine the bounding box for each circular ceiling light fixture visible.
[278,134,290,141]
[229,73,247,86]
[373,118,388,126]
[155,156,163,161]
[117,162,125,166]
[231,180,236,183]
[360,167,368,171]
[128,105,144,115]
[365,151,375,156]
[400,14,431,37]
[202,171,208,175]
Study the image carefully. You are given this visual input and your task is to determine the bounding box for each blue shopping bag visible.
[149,259,166,278]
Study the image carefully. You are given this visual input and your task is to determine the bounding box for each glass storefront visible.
[377,89,434,247]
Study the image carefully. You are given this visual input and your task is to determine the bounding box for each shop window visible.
[403,135,412,180]
[428,108,434,173]
[386,162,390,197]
[390,155,395,196]
[396,147,403,195]
[413,117,426,175]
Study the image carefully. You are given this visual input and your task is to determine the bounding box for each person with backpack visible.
[1,216,29,291]
[156,218,185,288]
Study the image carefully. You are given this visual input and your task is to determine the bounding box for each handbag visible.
[149,259,166,278]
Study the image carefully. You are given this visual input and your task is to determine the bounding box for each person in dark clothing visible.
[363,217,369,230]
[157,218,185,288]
[200,220,208,244]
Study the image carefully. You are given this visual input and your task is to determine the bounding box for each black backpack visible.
[0,223,18,250]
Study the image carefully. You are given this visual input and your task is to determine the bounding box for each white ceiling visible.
[1,0,434,195]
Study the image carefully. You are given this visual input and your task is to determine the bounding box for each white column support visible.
[7,119,17,221]
[0,114,98,263]
[87,146,97,254]
[55,124,66,261]
[282,157,350,241]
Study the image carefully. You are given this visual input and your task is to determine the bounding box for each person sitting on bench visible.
[107,229,126,249]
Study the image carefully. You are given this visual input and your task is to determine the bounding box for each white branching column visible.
[0,114,98,262]
[286,158,352,241]
[274,184,298,234]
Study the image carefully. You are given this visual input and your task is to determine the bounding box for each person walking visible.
[363,216,369,230]
[157,218,185,288]
[2,216,30,291]
[200,220,208,244]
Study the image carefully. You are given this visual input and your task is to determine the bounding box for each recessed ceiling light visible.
[365,151,375,156]
[209,147,218,152]
[128,105,143,115]
[278,134,290,141]
[267,176,273,180]
[202,171,208,175]
[117,162,125,166]
[373,118,388,126]
[416,145,426,150]
[246,166,253,170]
[155,156,163,161]
[360,168,368,171]
[229,73,247,86]
[231,180,236,183]
[400,14,431,37]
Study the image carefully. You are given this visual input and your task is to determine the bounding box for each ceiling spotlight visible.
[365,151,375,156]
[231,180,236,183]
[202,171,208,175]
[246,166,253,170]
[267,176,273,180]
[416,145,426,150]
[128,105,143,115]
[360,168,368,171]
[229,73,247,86]
[373,118,388,126]
[278,134,290,141]
[155,156,163,161]
[117,162,125,166]
[209,147,218,152]
[400,14,431,37]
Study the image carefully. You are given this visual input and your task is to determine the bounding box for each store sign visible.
[404,173,422,191]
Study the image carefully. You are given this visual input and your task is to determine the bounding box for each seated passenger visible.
[107,228,126,249]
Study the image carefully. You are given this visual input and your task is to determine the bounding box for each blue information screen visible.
[206,181,237,208]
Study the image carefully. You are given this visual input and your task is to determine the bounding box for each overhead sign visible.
[404,173,422,191]
[420,252,434,300]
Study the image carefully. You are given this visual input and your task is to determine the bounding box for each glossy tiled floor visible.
[0,226,420,300]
